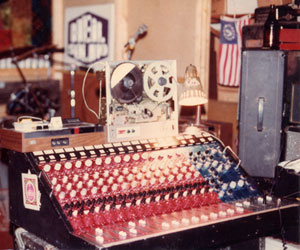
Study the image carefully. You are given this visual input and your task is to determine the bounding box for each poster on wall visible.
[64,3,114,68]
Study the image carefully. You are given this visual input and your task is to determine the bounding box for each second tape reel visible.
[105,60,179,142]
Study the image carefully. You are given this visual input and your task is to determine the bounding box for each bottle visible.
[263,5,280,50]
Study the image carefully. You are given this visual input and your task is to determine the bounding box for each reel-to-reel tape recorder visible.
[105,60,179,142]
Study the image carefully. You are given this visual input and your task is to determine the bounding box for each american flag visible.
[218,15,250,87]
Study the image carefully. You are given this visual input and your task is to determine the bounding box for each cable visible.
[17,116,43,122]
[82,61,106,122]
[277,199,288,250]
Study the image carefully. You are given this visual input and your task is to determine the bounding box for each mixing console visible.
[7,132,300,249]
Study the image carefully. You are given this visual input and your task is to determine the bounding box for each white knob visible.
[123,155,130,162]
[54,163,61,171]
[95,158,102,165]
[133,153,140,161]
[75,161,82,168]
[119,231,127,239]
[91,186,98,194]
[95,228,103,236]
[114,156,121,164]
[105,157,111,165]
[85,159,92,167]
[44,164,51,172]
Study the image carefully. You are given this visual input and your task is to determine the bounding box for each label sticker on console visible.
[22,170,41,211]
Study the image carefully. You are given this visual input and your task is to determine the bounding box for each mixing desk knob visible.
[70,190,76,198]
[163,169,169,176]
[172,167,178,175]
[117,175,124,183]
[219,211,227,218]
[62,175,68,184]
[73,174,79,182]
[162,222,170,230]
[266,195,272,203]
[229,181,237,189]
[191,216,199,223]
[93,172,100,179]
[97,178,104,186]
[121,182,129,190]
[91,186,98,194]
[132,153,140,161]
[54,163,62,171]
[85,159,92,167]
[101,185,108,193]
[75,161,82,168]
[66,183,72,191]
[257,197,264,204]
[51,177,57,185]
[150,178,156,185]
[128,221,136,228]
[139,219,146,226]
[168,175,174,182]
[236,207,244,214]
[127,174,134,181]
[211,160,219,168]
[181,218,190,225]
[227,208,235,216]
[129,228,137,236]
[193,171,200,178]
[145,171,152,179]
[141,179,147,186]
[172,220,180,227]
[209,212,218,220]
[64,162,72,170]
[159,176,166,183]
[186,172,192,179]
[200,214,208,222]
[237,180,244,188]
[87,180,94,187]
[112,183,118,191]
[150,165,156,172]
[123,155,130,162]
[137,173,143,180]
[243,200,251,207]
[77,181,83,189]
[119,231,127,239]
[105,157,112,165]
[103,170,109,178]
[177,173,183,181]
[83,173,89,181]
[154,170,161,178]
[55,184,61,192]
[95,158,102,166]
[122,168,129,175]
[107,177,114,185]
[95,228,103,236]
[141,166,147,173]
[114,155,122,164]
[141,152,148,160]
[131,181,138,188]
[59,192,65,200]
[44,164,51,172]
[80,188,87,196]
[96,236,104,244]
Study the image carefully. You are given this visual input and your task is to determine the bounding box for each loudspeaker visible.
[285,126,300,161]
[238,50,285,178]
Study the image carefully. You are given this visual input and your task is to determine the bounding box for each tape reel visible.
[110,62,143,104]
[143,61,176,102]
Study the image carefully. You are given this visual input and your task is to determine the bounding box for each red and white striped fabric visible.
[218,15,250,87]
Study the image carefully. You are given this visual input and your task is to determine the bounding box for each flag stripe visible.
[218,15,250,87]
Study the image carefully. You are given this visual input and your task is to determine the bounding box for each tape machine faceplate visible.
[105,60,178,142]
